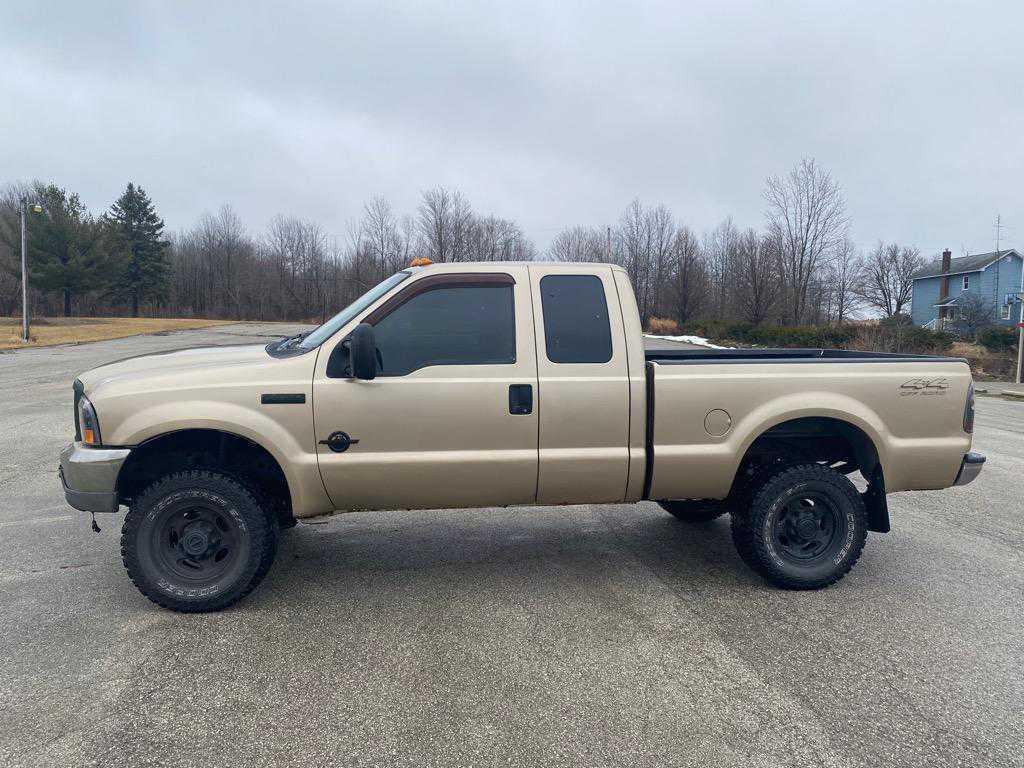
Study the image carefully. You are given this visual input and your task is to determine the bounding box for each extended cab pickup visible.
[59,261,984,612]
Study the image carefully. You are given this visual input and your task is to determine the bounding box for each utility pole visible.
[997,215,1024,385]
[1017,253,1024,385]
[994,215,1001,322]
[19,197,29,342]
[18,197,42,342]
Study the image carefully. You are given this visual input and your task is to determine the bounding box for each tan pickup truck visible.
[60,261,984,612]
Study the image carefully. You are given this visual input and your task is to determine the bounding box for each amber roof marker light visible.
[409,257,433,267]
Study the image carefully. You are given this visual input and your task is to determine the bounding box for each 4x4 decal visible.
[900,377,949,396]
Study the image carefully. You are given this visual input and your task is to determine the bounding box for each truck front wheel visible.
[121,470,278,612]
[731,464,867,589]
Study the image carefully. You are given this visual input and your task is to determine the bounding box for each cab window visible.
[373,285,515,376]
[540,274,613,363]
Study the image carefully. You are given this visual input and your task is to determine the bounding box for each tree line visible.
[551,158,927,329]
[0,159,930,327]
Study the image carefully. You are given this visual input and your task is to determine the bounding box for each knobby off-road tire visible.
[121,470,279,612]
[730,463,867,590]
[658,499,727,523]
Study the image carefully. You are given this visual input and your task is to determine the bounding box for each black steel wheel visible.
[150,498,246,584]
[731,463,867,589]
[658,499,727,523]
[121,470,278,612]
[770,491,845,564]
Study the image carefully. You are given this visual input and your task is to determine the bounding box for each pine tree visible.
[29,184,121,316]
[106,183,169,316]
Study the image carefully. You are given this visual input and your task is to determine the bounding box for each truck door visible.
[312,267,539,511]
[528,265,632,503]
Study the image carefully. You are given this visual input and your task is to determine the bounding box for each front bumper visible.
[59,442,131,513]
[953,451,986,487]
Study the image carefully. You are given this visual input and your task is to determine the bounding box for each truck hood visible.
[77,343,274,393]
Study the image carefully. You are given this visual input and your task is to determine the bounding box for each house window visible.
[1001,304,1012,320]
[962,274,970,290]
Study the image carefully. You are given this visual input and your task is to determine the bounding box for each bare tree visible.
[465,215,535,261]
[669,225,706,325]
[549,225,608,262]
[647,205,675,319]
[731,229,780,324]
[417,187,453,262]
[361,196,400,279]
[952,292,995,337]
[260,215,331,320]
[166,205,254,318]
[416,187,475,263]
[826,236,863,324]
[396,214,416,265]
[617,199,655,324]
[763,158,849,324]
[703,218,739,320]
[856,241,924,318]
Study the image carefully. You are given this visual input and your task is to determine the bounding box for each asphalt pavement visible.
[1,324,1021,768]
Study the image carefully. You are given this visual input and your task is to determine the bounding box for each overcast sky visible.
[2,1,1021,258]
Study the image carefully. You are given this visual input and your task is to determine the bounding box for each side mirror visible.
[350,323,378,380]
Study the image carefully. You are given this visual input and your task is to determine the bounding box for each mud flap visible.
[863,465,890,533]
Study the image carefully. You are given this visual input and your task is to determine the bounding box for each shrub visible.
[681,320,858,349]
[680,317,956,355]
[851,324,953,355]
[646,317,680,335]
[977,326,1018,354]
[880,313,914,329]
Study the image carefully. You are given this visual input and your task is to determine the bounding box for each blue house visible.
[910,248,1022,329]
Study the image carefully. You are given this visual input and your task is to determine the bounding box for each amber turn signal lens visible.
[77,394,102,446]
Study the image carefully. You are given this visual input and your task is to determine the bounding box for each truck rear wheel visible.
[658,499,727,523]
[121,470,278,612]
[731,463,867,589]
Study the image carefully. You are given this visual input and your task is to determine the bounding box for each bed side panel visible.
[649,359,973,500]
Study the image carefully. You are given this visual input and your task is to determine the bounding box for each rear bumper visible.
[953,451,986,487]
[59,442,131,513]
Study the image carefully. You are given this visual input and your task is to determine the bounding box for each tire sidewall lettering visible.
[136,483,254,602]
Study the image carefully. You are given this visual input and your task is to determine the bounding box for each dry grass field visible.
[0,317,235,350]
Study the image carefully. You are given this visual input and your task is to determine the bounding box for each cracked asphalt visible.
[1,324,1022,767]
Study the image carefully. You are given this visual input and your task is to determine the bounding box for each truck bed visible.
[643,350,973,502]
[645,347,964,364]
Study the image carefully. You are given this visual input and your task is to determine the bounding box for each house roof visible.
[912,249,1020,280]
[933,296,960,307]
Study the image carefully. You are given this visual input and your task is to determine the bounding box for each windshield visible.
[298,271,411,350]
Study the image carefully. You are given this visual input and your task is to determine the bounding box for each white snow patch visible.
[644,334,733,349]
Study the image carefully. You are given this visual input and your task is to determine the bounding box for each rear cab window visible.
[539,274,613,363]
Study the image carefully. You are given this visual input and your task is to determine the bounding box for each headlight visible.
[77,395,102,446]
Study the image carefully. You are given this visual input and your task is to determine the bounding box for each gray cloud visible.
[2,0,1021,256]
